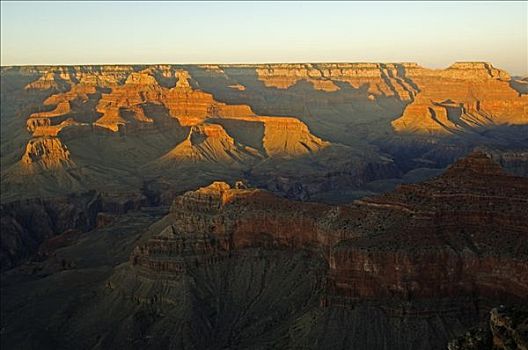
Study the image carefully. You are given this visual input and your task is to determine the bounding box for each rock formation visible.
[392,62,527,134]
[2,62,527,204]
[1,62,527,350]
[255,63,417,99]
[131,152,528,307]
[157,123,261,166]
[448,305,528,350]
[20,137,75,172]
[1,151,527,349]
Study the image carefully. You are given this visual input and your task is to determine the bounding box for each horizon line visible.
[2,60,525,74]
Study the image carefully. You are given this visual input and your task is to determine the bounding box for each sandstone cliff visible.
[392,62,527,134]
[255,63,418,100]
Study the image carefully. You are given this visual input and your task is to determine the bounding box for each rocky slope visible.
[131,152,528,305]
[3,65,361,202]
[2,62,526,203]
[1,152,526,349]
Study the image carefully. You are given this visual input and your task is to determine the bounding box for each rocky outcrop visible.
[20,137,75,172]
[448,305,528,350]
[157,124,261,166]
[131,153,528,307]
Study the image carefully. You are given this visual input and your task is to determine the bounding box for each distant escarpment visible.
[391,62,527,134]
[230,62,526,135]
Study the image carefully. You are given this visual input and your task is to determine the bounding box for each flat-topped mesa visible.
[258,116,329,157]
[392,62,527,134]
[445,62,511,80]
[255,63,420,99]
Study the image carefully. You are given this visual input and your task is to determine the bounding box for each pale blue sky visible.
[1,1,527,75]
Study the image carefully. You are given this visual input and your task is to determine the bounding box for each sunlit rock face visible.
[1,62,527,204]
[392,62,527,134]
[3,65,344,201]
[249,61,527,134]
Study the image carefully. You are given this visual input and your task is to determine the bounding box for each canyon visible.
[1,152,526,349]
[1,62,527,203]
[1,62,527,349]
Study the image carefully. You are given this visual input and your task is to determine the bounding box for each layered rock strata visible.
[131,152,528,307]
[392,62,527,134]
[15,66,327,177]
[2,63,527,203]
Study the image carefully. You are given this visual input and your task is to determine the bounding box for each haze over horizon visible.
[1,1,527,75]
